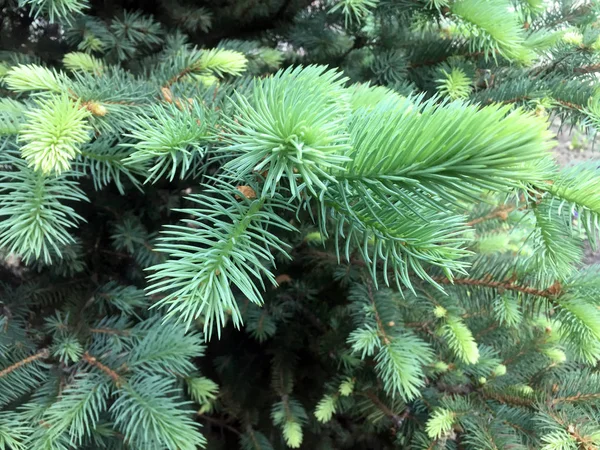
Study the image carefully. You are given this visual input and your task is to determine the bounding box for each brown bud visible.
[275,274,292,285]
[236,185,257,199]
[161,87,173,103]
[546,281,562,297]
[84,101,107,116]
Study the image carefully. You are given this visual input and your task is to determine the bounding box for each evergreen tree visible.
[1,0,600,449]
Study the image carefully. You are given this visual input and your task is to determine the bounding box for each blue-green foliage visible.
[1,0,600,449]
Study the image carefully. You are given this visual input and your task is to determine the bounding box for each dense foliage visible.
[1,0,600,449]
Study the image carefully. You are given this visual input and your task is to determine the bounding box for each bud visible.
[562,30,583,46]
[275,274,292,285]
[339,378,355,396]
[535,104,546,117]
[492,364,507,377]
[545,348,567,364]
[86,101,107,116]
[161,87,174,103]
[433,305,447,318]
[236,185,257,199]
[304,231,324,243]
[515,384,534,396]
[433,361,449,373]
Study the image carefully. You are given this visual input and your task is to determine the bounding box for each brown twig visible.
[82,352,122,386]
[433,276,562,299]
[552,392,600,405]
[547,411,597,450]
[365,278,392,345]
[574,64,600,74]
[485,96,583,111]
[482,389,534,407]
[197,414,241,436]
[555,99,583,111]
[364,391,409,427]
[164,68,192,89]
[89,328,130,336]
[409,51,488,69]
[0,349,49,378]
[467,205,515,226]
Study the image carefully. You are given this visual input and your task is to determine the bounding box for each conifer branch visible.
[433,276,562,299]
[574,64,600,74]
[551,392,600,405]
[198,414,241,436]
[89,327,130,336]
[2,2,600,449]
[0,349,49,378]
[467,205,515,226]
[489,96,531,105]
[481,390,534,407]
[82,352,122,385]
[555,99,584,111]
[365,279,391,345]
[408,51,489,69]
[165,68,192,88]
[547,411,598,450]
[363,391,409,427]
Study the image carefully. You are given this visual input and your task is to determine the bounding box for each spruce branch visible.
[433,276,562,299]
[240,428,273,450]
[223,65,351,198]
[19,95,92,175]
[0,154,87,264]
[82,352,122,385]
[147,182,295,336]
[574,64,600,74]
[0,349,49,378]
[111,375,206,449]
[89,327,130,336]
[39,372,110,446]
[363,391,409,427]
[2,2,600,449]
[21,0,89,22]
[481,388,535,407]
[198,414,241,436]
[450,0,531,63]
[348,283,433,400]
[124,100,209,182]
[63,52,105,74]
[543,410,598,450]
[467,205,515,226]
[162,47,247,88]
[339,95,555,203]
[4,65,68,94]
[551,392,600,405]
